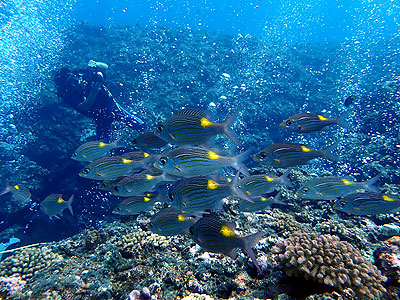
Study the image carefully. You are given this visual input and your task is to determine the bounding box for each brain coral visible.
[270,232,387,299]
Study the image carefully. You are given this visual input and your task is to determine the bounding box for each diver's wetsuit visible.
[59,68,145,140]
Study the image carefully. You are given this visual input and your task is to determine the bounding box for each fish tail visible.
[67,194,74,215]
[278,170,294,188]
[335,110,352,130]
[230,170,254,203]
[222,110,242,147]
[270,192,286,206]
[321,144,339,162]
[0,180,11,197]
[364,175,380,193]
[232,151,250,176]
[242,231,263,273]
[113,134,127,148]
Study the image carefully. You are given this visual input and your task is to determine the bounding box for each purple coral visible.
[270,232,387,299]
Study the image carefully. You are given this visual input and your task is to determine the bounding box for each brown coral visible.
[270,233,387,299]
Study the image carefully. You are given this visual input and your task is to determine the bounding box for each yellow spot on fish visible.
[226,178,232,183]
[383,195,396,202]
[122,158,133,164]
[342,179,353,185]
[208,151,219,160]
[57,197,64,204]
[144,152,150,158]
[354,207,360,211]
[96,172,102,176]
[144,197,151,202]
[220,225,235,238]
[261,197,267,202]
[301,146,311,152]
[265,176,274,182]
[146,193,152,197]
[273,158,280,162]
[207,180,219,190]
[175,166,182,172]
[177,214,186,222]
[99,142,106,147]
[146,174,154,180]
[14,185,20,190]
[318,115,328,121]
[200,117,212,127]
[316,192,322,196]
[169,133,176,140]
[246,191,250,195]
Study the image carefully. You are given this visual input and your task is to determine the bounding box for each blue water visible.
[0,0,399,251]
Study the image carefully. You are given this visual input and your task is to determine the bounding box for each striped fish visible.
[238,192,285,213]
[169,172,251,216]
[280,111,350,133]
[238,170,293,198]
[0,182,31,205]
[113,193,160,215]
[98,177,125,192]
[254,143,338,168]
[333,192,400,215]
[298,176,380,200]
[79,156,140,180]
[72,137,124,162]
[151,207,196,236]
[154,108,241,146]
[40,194,74,220]
[153,147,249,177]
[189,215,262,272]
[110,172,176,197]
[131,132,169,150]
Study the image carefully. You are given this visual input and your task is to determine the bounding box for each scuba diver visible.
[54,60,145,141]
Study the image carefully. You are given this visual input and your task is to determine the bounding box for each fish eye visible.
[338,201,346,208]
[285,119,293,126]
[159,157,167,165]
[157,125,163,132]
[113,186,119,192]
[168,194,174,201]
[72,152,78,157]
[115,207,120,211]
[259,152,266,159]
[302,187,309,193]
[82,168,90,174]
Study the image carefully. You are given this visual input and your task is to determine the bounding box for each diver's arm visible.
[78,81,101,111]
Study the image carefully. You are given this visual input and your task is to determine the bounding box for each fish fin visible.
[177,108,208,117]
[226,249,238,259]
[268,192,287,206]
[230,170,254,203]
[112,134,127,148]
[0,180,11,197]
[363,175,380,193]
[278,170,294,188]
[335,110,352,130]
[232,151,250,176]
[67,194,74,215]
[242,231,263,273]
[321,144,339,162]
[222,110,242,147]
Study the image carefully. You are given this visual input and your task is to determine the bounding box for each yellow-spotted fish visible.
[79,156,142,181]
[298,176,380,200]
[155,108,241,146]
[238,192,286,213]
[72,137,124,162]
[113,193,160,215]
[280,111,351,133]
[40,194,74,219]
[131,132,168,150]
[333,192,400,215]
[254,143,338,168]
[151,207,196,236]
[154,147,249,177]
[189,215,262,273]
[0,182,31,205]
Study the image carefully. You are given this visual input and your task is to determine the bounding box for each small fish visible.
[298,175,380,200]
[131,132,169,150]
[333,192,400,215]
[72,137,124,162]
[254,143,338,168]
[40,193,74,219]
[238,192,286,213]
[110,173,176,197]
[189,215,262,272]
[344,95,356,107]
[151,207,196,236]
[280,111,350,133]
[0,183,31,205]
[79,156,141,181]
[154,147,249,177]
[169,171,252,216]
[113,193,160,215]
[155,108,241,146]
[238,170,293,198]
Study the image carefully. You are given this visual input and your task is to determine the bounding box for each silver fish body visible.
[113,193,160,215]
[40,194,74,219]
[333,192,400,215]
[151,207,196,236]
[72,139,123,162]
[131,132,169,150]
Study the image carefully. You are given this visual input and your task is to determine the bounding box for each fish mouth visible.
[253,156,259,162]
[280,122,285,128]
[333,204,338,209]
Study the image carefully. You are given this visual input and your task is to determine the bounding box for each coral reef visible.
[270,232,387,299]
